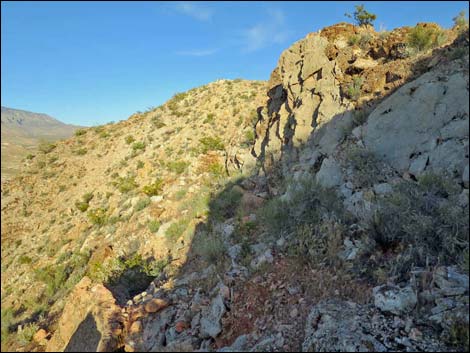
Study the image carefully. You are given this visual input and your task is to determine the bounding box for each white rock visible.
[150,195,163,203]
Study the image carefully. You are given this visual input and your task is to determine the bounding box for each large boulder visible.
[46,276,124,352]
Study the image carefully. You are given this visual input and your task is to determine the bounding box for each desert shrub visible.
[418,172,460,197]
[131,141,146,152]
[352,109,368,126]
[208,161,225,179]
[18,255,32,265]
[26,153,35,160]
[142,178,164,196]
[165,218,190,241]
[193,231,226,265]
[35,264,68,297]
[453,10,469,28]
[407,24,446,52]
[167,160,190,174]
[370,176,468,278]
[136,160,144,169]
[38,141,56,154]
[75,128,87,136]
[346,147,382,187]
[87,207,108,226]
[134,197,150,212]
[74,147,87,155]
[448,46,469,60]
[75,192,94,212]
[17,322,39,346]
[125,135,135,144]
[114,176,138,193]
[203,113,215,124]
[346,77,363,101]
[99,131,110,138]
[345,4,377,27]
[348,34,360,46]
[174,189,187,200]
[259,178,345,237]
[148,219,161,233]
[287,219,344,266]
[209,185,243,221]
[151,116,166,128]
[243,130,255,147]
[199,136,225,153]
[348,33,372,48]
[1,308,14,345]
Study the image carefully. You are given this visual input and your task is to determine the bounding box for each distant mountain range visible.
[1,106,83,180]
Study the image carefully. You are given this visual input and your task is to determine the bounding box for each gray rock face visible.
[363,70,469,179]
[200,294,226,339]
[302,300,386,352]
[315,157,343,188]
[373,285,417,315]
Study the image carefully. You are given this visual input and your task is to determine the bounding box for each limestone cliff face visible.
[252,23,468,189]
[252,30,353,174]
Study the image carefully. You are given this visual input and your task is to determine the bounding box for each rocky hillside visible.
[1,22,469,352]
[1,107,82,181]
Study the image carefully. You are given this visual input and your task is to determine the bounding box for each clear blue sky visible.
[2,1,468,126]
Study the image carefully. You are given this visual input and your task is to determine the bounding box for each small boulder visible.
[373,285,417,315]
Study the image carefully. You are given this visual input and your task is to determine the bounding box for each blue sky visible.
[1,1,468,126]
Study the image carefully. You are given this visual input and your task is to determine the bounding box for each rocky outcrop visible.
[46,276,124,352]
[363,68,469,178]
[252,29,353,175]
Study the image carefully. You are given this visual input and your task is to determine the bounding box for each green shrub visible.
[76,192,94,212]
[209,185,243,221]
[199,136,225,153]
[1,308,14,345]
[75,128,87,136]
[194,231,226,265]
[345,4,377,27]
[148,219,161,233]
[407,24,446,52]
[87,207,108,226]
[142,178,164,196]
[166,219,190,241]
[370,176,468,278]
[125,135,135,144]
[75,201,89,212]
[74,148,88,155]
[26,153,35,160]
[114,176,138,193]
[151,117,166,128]
[136,160,144,169]
[167,160,190,174]
[38,141,56,154]
[453,10,469,28]
[134,197,150,212]
[243,130,255,147]
[203,113,215,124]
[346,77,363,101]
[131,141,146,151]
[17,322,39,346]
[174,189,187,200]
[18,255,32,265]
[346,147,381,187]
[35,264,68,297]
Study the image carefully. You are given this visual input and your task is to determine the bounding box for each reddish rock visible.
[175,321,188,333]
[144,298,169,313]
